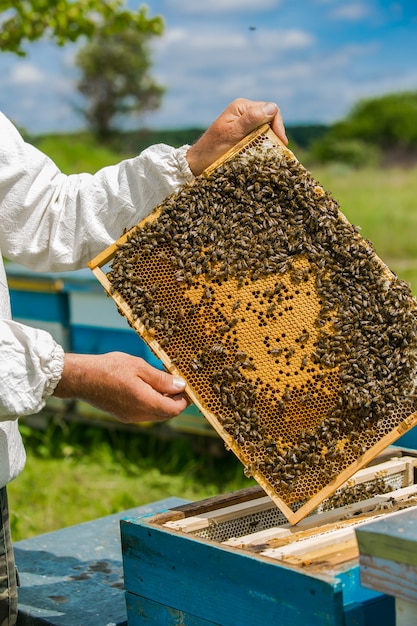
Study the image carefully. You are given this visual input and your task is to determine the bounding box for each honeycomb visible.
[89,124,417,524]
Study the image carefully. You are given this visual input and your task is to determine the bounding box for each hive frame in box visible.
[89,123,417,525]
[121,448,417,626]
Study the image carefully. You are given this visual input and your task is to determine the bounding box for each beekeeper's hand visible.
[53,352,188,423]
[186,97,287,176]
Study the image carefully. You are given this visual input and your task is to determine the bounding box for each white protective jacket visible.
[0,111,194,488]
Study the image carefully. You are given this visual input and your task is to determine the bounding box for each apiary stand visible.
[356,507,417,626]
[120,448,417,626]
[13,498,187,626]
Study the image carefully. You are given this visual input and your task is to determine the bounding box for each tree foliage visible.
[331,91,417,150]
[0,0,163,55]
[310,91,417,166]
[75,23,164,137]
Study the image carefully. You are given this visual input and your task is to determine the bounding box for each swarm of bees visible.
[103,128,417,520]
[321,476,394,512]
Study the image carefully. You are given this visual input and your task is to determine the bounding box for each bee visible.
[211,344,227,355]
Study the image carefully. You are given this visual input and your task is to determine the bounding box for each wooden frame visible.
[90,124,417,525]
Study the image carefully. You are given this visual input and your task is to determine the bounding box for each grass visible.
[9,417,254,541]
[7,135,417,541]
[314,164,417,270]
[33,133,132,173]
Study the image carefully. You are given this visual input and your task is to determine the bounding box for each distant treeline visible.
[128,91,417,168]
[29,91,417,169]
[106,124,329,155]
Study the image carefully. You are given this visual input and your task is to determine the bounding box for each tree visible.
[310,91,417,166]
[0,0,162,56]
[330,91,417,151]
[75,23,164,138]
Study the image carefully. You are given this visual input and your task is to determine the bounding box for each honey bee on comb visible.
[89,124,417,524]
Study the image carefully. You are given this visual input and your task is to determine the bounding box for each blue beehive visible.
[6,262,160,362]
[121,447,417,626]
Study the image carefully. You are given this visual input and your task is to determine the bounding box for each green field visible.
[7,135,417,541]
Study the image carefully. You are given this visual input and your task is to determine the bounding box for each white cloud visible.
[252,28,315,51]
[329,3,372,21]
[165,0,282,15]
[9,62,45,84]
[152,25,314,72]
[0,0,414,133]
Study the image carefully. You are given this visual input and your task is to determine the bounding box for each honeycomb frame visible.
[89,124,417,524]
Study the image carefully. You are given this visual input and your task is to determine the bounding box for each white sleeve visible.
[0,319,65,420]
[0,111,194,421]
[0,112,194,271]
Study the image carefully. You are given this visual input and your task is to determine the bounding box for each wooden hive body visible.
[121,448,417,626]
[90,124,417,524]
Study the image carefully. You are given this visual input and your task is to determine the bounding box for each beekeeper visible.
[0,97,287,624]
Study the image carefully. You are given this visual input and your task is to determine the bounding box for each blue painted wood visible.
[343,595,395,626]
[125,593,217,626]
[70,324,158,364]
[337,567,386,607]
[10,290,70,325]
[7,263,159,366]
[121,516,345,626]
[14,498,187,626]
[396,427,417,450]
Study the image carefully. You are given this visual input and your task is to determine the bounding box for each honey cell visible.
[89,124,417,524]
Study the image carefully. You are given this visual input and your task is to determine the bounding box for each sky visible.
[0,0,416,134]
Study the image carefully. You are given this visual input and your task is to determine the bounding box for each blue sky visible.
[0,0,416,134]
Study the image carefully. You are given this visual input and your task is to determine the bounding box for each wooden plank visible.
[121,517,345,626]
[261,526,357,561]
[223,487,417,551]
[357,507,417,604]
[126,592,218,625]
[269,485,417,537]
[396,598,417,626]
[163,495,274,533]
[356,507,417,567]
[359,553,417,604]
[163,456,414,535]
[338,456,415,487]
[282,538,358,568]
[165,454,415,526]
[169,485,265,517]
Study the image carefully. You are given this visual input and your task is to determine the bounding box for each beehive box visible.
[89,123,417,524]
[121,448,417,626]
